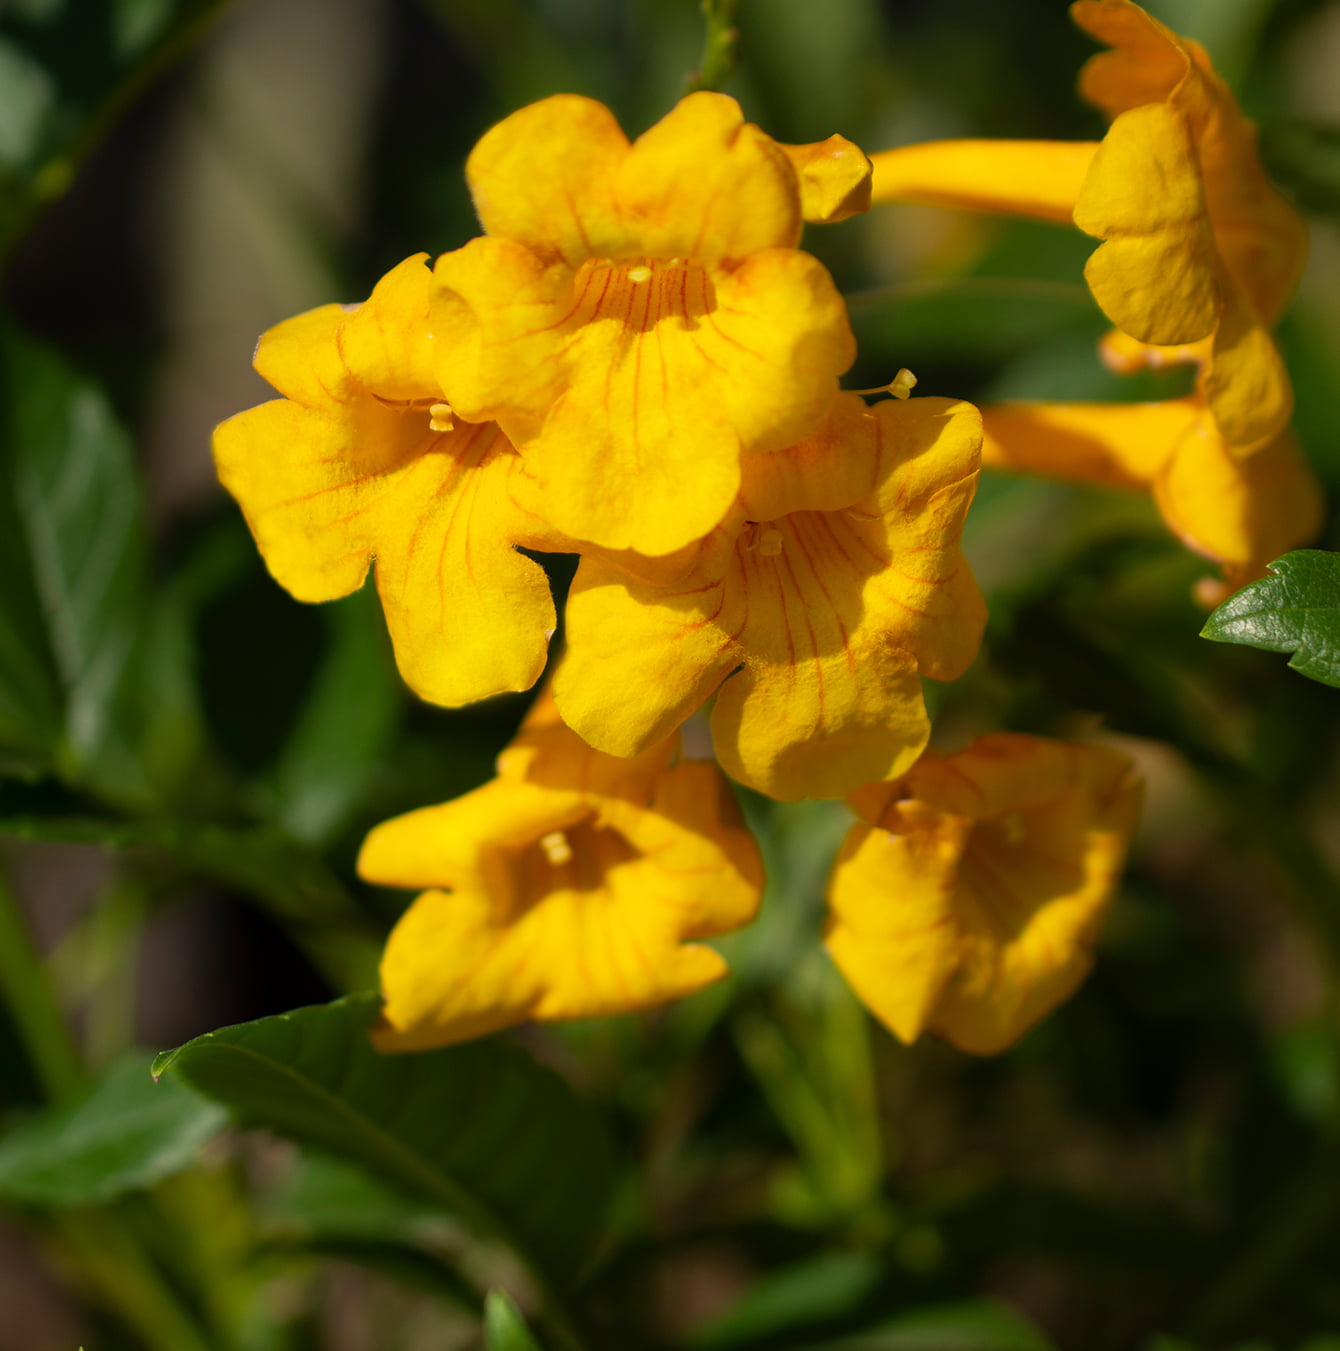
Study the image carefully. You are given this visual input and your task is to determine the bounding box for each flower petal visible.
[825,808,967,1043]
[465,94,627,265]
[780,134,873,224]
[370,425,556,706]
[336,253,439,400]
[554,558,741,757]
[712,637,930,802]
[979,398,1200,488]
[617,92,802,263]
[1200,273,1293,450]
[1074,101,1221,347]
[868,139,1098,224]
[1154,419,1323,606]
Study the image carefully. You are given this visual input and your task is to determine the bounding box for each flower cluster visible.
[214,0,1313,1054]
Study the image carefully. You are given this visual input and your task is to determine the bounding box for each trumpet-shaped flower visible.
[980,396,1323,606]
[827,735,1142,1055]
[360,695,764,1050]
[431,92,858,555]
[866,0,1305,451]
[552,394,986,802]
[212,255,555,707]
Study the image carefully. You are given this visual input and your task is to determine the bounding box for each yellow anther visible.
[758,527,783,556]
[890,368,917,400]
[428,402,455,432]
[539,830,573,866]
[627,265,652,283]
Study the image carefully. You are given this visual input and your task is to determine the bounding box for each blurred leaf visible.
[1201,551,1340,689]
[1261,120,1340,222]
[153,993,618,1285]
[0,0,230,248]
[0,1052,225,1204]
[485,1289,544,1351]
[268,588,401,845]
[0,326,214,807]
[690,1252,881,1349]
[796,1300,1056,1350]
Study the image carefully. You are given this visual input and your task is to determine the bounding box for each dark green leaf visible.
[153,994,618,1285]
[1200,551,1340,689]
[0,1052,226,1205]
[796,1300,1056,1351]
[485,1290,544,1351]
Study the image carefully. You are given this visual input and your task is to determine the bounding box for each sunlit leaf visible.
[1201,551,1340,689]
[153,994,618,1285]
[0,1053,226,1205]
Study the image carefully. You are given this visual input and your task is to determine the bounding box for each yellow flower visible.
[431,92,859,555]
[827,735,1142,1055]
[980,396,1323,606]
[359,694,763,1051]
[551,394,986,802]
[866,0,1305,451]
[212,255,556,707]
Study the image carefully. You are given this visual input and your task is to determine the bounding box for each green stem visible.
[684,0,741,94]
[0,862,84,1102]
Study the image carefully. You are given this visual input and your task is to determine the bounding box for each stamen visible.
[428,403,455,432]
[627,265,653,283]
[847,367,919,400]
[539,830,573,866]
[757,527,783,556]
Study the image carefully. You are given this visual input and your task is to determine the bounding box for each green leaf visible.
[1200,551,1340,689]
[152,994,618,1286]
[0,1052,226,1205]
[485,1289,544,1351]
[796,1300,1057,1351]
[268,587,401,845]
[690,1252,881,1348]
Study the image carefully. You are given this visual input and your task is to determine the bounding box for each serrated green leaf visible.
[153,994,618,1286]
[485,1290,544,1351]
[795,1300,1056,1351]
[0,1052,226,1205]
[1200,551,1340,689]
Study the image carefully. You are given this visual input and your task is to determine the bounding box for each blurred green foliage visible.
[3,0,1340,1348]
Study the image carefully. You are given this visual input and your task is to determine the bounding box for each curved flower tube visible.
[865,0,1305,452]
[361,694,764,1051]
[827,734,1143,1055]
[431,92,859,555]
[552,394,986,801]
[212,254,556,707]
[980,396,1323,606]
